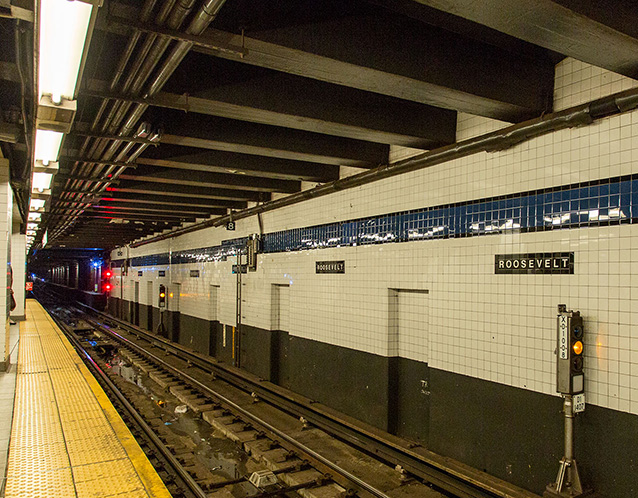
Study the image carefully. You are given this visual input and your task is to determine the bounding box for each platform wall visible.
[110,59,638,496]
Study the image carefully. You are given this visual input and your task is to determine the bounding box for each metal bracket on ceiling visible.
[70,131,161,146]
[106,16,249,59]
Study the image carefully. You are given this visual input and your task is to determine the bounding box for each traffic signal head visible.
[556,308,584,395]
[569,314,584,393]
[158,284,166,308]
[102,267,112,294]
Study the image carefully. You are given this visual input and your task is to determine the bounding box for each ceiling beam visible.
[105,182,266,202]
[54,199,223,217]
[92,203,226,217]
[54,175,120,185]
[47,210,197,222]
[0,62,20,84]
[108,12,553,121]
[55,231,156,241]
[48,221,178,238]
[201,17,552,120]
[136,148,340,182]
[97,192,247,210]
[50,235,152,249]
[407,0,638,79]
[59,156,138,169]
[69,128,161,146]
[369,0,564,63]
[117,165,301,193]
[146,110,388,167]
[47,206,195,222]
[64,222,176,233]
[85,77,456,148]
[62,228,159,235]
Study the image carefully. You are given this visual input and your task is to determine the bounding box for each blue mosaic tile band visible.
[131,253,170,267]
[126,237,249,267]
[263,175,637,252]
[115,175,638,267]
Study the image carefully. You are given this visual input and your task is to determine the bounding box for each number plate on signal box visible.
[574,393,586,413]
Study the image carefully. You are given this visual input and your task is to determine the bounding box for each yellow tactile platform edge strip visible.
[5,300,171,498]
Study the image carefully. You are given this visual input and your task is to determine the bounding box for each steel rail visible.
[49,311,209,498]
[75,306,393,498]
[78,302,539,498]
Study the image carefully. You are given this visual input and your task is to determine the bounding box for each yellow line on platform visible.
[4,300,171,498]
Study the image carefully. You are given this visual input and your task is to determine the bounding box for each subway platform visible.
[2,299,171,498]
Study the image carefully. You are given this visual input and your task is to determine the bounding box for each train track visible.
[39,291,540,498]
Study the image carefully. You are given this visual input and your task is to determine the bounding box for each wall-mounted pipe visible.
[53,0,222,242]
[67,0,165,196]
[105,0,228,160]
[130,86,638,248]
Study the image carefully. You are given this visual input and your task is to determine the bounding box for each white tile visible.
[113,58,638,417]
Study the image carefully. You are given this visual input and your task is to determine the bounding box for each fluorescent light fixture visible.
[42,230,48,247]
[27,223,39,230]
[30,198,46,211]
[38,0,93,101]
[34,129,63,163]
[27,230,37,236]
[32,172,53,192]
[28,212,42,222]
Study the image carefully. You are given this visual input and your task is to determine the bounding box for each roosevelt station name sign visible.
[495,252,574,275]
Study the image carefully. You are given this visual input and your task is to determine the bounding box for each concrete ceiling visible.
[1,0,637,249]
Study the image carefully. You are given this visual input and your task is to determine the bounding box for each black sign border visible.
[316,260,346,274]
[495,252,574,275]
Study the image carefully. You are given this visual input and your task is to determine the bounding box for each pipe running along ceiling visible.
[1,0,638,249]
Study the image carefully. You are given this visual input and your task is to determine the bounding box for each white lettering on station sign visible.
[316,261,345,274]
[495,252,574,275]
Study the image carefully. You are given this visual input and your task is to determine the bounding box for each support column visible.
[11,223,26,321]
[0,159,12,371]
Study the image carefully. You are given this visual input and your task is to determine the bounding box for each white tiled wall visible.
[0,160,11,361]
[113,59,638,416]
[389,289,429,362]
[11,231,26,318]
[554,58,638,111]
